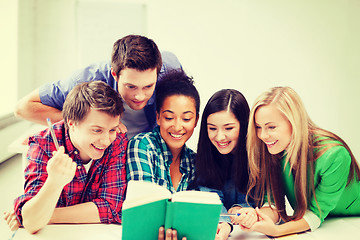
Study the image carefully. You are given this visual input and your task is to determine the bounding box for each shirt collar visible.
[152,126,193,173]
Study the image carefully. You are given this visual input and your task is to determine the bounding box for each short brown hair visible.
[111,35,162,77]
[62,81,124,128]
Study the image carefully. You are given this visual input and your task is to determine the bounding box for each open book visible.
[122,180,222,240]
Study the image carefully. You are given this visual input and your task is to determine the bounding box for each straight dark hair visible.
[193,89,250,193]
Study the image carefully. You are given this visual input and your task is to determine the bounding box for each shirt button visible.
[77,166,81,170]
[74,150,78,154]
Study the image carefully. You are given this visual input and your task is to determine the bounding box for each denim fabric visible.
[198,181,254,223]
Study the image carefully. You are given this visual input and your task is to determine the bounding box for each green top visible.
[281,144,360,224]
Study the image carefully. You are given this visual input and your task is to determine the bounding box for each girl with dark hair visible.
[192,89,254,240]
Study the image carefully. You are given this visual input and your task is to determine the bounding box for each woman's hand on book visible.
[158,226,186,240]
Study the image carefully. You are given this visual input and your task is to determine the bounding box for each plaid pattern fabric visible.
[14,120,128,224]
[126,126,196,193]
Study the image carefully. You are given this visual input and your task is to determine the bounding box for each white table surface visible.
[8,217,360,240]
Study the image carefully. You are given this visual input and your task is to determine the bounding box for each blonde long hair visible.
[247,86,360,221]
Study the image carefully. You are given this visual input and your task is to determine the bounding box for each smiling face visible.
[207,110,240,155]
[254,105,292,155]
[156,95,198,154]
[68,108,120,163]
[114,67,157,110]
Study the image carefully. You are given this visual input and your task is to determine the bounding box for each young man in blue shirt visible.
[15,35,182,138]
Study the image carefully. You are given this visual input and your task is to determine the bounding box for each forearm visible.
[259,206,280,223]
[50,202,101,224]
[14,88,63,125]
[22,180,63,233]
[274,218,310,236]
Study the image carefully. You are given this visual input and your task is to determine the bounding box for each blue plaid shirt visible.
[126,126,196,193]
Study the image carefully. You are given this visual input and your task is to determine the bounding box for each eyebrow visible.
[90,124,119,129]
[123,82,155,87]
[162,110,195,115]
[255,122,274,126]
[207,123,237,126]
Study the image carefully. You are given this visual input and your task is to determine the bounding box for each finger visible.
[5,213,14,225]
[52,146,65,156]
[3,211,10,220]
[255,207,267,220]
[165,229,172,240]
[10,221,19,231]
[49,146,66,166]
[172,229,178,240]
[117,122,127,134]
[158,226,165,240]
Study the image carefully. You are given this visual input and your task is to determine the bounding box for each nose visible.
[259,129,269,141]
[215,129,226,141]
[174,119,183,132]
[99,133,112,146]
[134,90,145,101]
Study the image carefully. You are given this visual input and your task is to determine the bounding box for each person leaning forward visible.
[15,34,182,139]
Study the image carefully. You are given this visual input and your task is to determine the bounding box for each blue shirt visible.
[126,126,196,193]
[199,181,254,223]
[39,51,182,133]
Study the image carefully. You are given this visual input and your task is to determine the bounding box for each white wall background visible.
[146,0,360,158]
[0,0,18,116]
[2,0,359,159]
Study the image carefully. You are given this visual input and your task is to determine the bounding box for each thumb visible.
[51,146,65,158]
[255,207,269,221]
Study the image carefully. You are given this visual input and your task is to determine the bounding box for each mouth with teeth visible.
[265,140,278,148]
[92,144,107,152]
[169,132,184,140]
[216,141,231,148]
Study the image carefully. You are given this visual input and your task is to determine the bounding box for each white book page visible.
[171,190,221,204]
[123,180,172,209]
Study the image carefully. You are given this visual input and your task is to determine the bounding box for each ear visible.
[194,115,199,128]
[156,112,160,126]
[67,119,75,129]
[110,67,118,80]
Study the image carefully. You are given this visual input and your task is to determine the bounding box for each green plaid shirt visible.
[126,126,196,193]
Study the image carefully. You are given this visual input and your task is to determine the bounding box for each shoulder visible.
[82,60,111,72]
[160,51,180,65]
[184,145,196,159]
[128,131,158,150]
[315,144,351,172]
[158,51,182,80]
[110,132,128,151]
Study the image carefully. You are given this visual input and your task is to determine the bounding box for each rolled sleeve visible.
[303,210,321,231]
[39,61,113,110]
[93,135,127,224]
[126,137,156,183]
[14,141,50,225]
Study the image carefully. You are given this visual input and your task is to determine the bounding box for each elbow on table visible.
[23,220,43,235]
